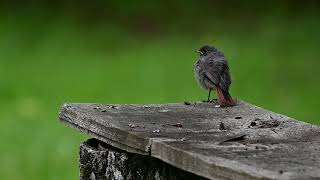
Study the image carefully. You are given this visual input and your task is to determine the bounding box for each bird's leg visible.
[207,89,212,102]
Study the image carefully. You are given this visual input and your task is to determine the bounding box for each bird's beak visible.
[195,50,203,55]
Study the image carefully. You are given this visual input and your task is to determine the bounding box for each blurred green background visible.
[1,0,320,179]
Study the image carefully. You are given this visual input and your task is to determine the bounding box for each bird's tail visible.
[216,88,236,107]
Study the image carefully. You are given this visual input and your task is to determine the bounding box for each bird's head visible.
[197,45,219,56]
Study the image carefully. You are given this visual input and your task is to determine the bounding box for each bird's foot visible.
[202,98,218,103]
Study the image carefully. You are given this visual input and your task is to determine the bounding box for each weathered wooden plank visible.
[59,101,320,180]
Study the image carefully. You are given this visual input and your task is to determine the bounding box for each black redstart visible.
[194,45,236,107]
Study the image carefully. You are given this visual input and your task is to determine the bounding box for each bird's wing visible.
[205,58,231,91]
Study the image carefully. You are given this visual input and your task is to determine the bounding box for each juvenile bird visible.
[194,45,236,107]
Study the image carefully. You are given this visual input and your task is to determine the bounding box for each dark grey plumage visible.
[194,45,235,106]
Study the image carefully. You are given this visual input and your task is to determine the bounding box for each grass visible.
[0,13,319,179]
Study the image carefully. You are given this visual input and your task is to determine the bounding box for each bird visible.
[194,44,236,107]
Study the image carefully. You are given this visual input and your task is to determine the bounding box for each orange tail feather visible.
[216,88,236,107]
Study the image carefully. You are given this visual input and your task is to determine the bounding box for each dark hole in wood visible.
[219,122,226,130]
[250,122,257,126]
